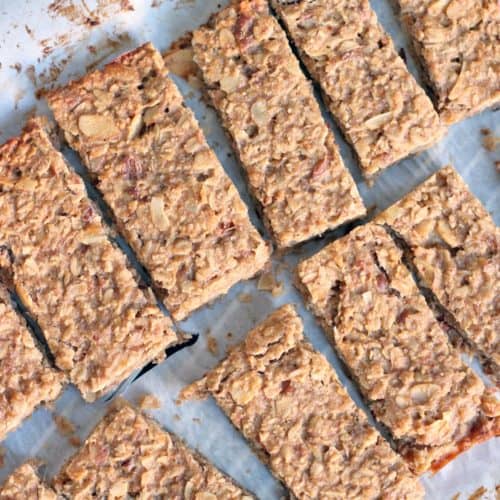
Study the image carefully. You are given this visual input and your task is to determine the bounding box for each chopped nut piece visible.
[395,0,500,124]
[139,394,162,410]
[181,305,422,499]
[189,0,365,247]
[376,167,500,384]
[0,463,56,499]
[53,401,252,498]
[0,119,178,402]
[47,43,270,321]
[296,223,499,473]
[271,0,445,181]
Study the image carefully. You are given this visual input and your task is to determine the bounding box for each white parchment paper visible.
[0,1,498,498]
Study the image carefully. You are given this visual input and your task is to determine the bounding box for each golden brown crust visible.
[271,0,445,180]
[395,0,500,124]
[0,286,63,442]
[188,0,365,247]
[0,118,178,402]
[53,400,253,499]
[181,305,423,499]
[0,463,56,500]
[296,224,499,473]
[376,166,499,384]
[46,43,270,321]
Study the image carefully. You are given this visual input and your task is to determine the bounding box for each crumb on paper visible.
[238,293,253,303]
[53,414,76,436]
[207,334,218,356]
[257,271,284,297]
[468,486,487,500]
[47,0,133,26]
[480,128,491,136]
[226,332,233,340]
[69,435,81,447]
[139,394,162,410]
[10,63,22,73]
[495,160,500,173]
[450,493,460,500]
[173,413,181,421]
[0,446,5,468]
[483,135,499,152]
[192,417,201,424]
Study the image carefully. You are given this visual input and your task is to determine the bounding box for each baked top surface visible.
[0,463,55,500]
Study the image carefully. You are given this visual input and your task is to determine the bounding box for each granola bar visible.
[394,0,500,124]
[53,400,253,499]
[0,286,63,442]
[0,463,55,500]
[46,43,270,321]
[183,0,365,247]
[296,224,499,473]
[376,166,500,384]
[0,119,178,402]
[271,0,445,181]
[181,305,423,498]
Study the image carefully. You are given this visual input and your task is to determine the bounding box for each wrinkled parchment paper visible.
[0,1,498,498]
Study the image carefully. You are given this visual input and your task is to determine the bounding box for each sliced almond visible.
[250,99,269,126]
[127,113,144,141]
[15,178,37,191]
[80,225,107,245]
[427,0,449,16]
[364,111,393,130]
[219,28,235,47]
[219,73,245,93]
[435,219,460,247]
[78,114,119,140]
[448,64,467,101]
[150,196,168,231]
[445,0,461,19]
[164,47,197,79]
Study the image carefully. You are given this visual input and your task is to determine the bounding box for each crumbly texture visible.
[181,305,422,499]
[376,166,499,384]
[189,0,365,247]
[0,286,63,442]
[296,224,499,473]
[271,0,445,180]
[0,119,178,402]
[46,43,270,321]
[395,0,500,124]
[0,463,56,500]
[53,401,252,499]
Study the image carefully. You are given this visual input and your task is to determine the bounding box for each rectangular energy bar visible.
[376,166,500,384]
[296,224,499,473]
[0,463,55,500]
[181,305,423,498]
[46,43,270,321]
[394,0,500,124]
[271,0,445,180]
[0,286,63,442]
[53,400,253,499]
[177,0,365,247]
[0,119,178,402]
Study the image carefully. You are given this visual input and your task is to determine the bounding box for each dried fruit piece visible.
[150,196,169,231]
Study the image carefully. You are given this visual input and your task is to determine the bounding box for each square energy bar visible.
[296,224,499,473]
[0,286,63,442]
[0,119,178,402]
[53,400,253,499]
[271,0,445,181]
[181,305,423,498]
[376,166,499,384]
[394,0,500,124]
[177,0,366,247]
[47,43,270,321]
[0,463,55,500]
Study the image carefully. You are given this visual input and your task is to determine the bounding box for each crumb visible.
[495,160,500,173]
[53,414,76,436]
[226,332,233,339]
[483,135,499,152]
[173,413,181,421]
[480,128,491,136]
[257,271,283,296]
[0,446,4,468]
[69,435,81,447]
[192,417,201,424]
[207,334,218,356]
[468,486,487,500]
[24,25,34,37]
[238,293,253,303]
[10,63,22,73]
[138,394,162,410]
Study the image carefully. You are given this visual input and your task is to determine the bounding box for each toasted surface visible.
[47,43,270,321]
[271,0,445,180]
[0,286,63,442]
[376,166,499,382]
[189,0,365,247]
[182,305,422,499]
[0,119,178,401]
[396,0,500,124]
[297,224,499,473]
[53,401,252,499]
[0,463,55,500]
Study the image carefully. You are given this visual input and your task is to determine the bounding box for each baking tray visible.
[0,0,498,498]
